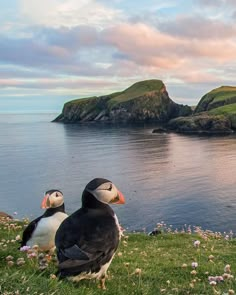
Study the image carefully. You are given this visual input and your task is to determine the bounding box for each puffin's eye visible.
[56,193,59,197]
[108,184,112,191]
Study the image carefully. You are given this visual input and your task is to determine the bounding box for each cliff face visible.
[194,86,236,113]
[166,86,236,133]
[53,80,191,123]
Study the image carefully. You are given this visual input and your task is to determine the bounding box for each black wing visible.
[55,208,119,277]
[19,215,42,248]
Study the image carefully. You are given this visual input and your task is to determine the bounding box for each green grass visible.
[209,104,236,116]
[210,86,236,94]
[209,86,236,103]
[63,80,165,109]
[195,86,236,114]
[108,80,164,106]
[1,219,236,295]
[210,92,236,103]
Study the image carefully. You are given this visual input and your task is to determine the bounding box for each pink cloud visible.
[160,16,236,39]
[0,79,24,87]
[103,23,236,69]
[0,77,120,91]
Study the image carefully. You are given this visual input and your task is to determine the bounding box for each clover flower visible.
[208,255,214,262]
[216,276,224,283]
[191,262,198,268]
[193,240,200,247]
[38,253,49,270]
[208,276,216,282]
[27,252,37,259]
[6,255,14,261]
[223,273,234,280]
[229,290,235,295]
[16,258,25,266]
[134,268,142,275]
[224,264,231,273]
[208,276,224,284]
[20,245,31,252]
[7,261,14,267]
[50,274,57,280]
[32,245,39,251]
[190,270,197,275]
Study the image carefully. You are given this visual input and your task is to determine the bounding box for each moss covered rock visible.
[167,114,233,134]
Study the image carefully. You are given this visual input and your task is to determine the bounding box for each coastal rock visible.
[167,114,233,134]
[165,86,236,134]
[0,211,13,219]
[53,80,192,123]
[194,86,236,130]
[152,127,169,133]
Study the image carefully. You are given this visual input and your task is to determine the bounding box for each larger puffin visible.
[20,189,68,251]
[55,178,125,289]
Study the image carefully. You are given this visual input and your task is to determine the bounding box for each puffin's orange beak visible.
[112,190,125,204]
[41,194,50,209]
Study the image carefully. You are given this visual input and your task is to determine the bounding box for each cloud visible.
[35,26,100,50]
[159,16,236,39]
[20,0,123,28]
[103,23,236,66]
[196,0,236,7]
[196,0,223,7]
[1,0,236,107]
[1,20,236,93]
[0,76,121,93]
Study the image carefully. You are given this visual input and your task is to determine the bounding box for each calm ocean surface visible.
[0,113,236,233]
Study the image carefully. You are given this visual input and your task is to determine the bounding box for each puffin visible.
[20,189,68,251]
[55,178,125,289]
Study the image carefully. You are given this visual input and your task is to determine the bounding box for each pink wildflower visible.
[192,262,198,268]
[20,245,31,252]
[193,240,200,247]
[27,252,37,259]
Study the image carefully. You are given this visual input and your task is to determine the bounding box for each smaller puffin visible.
[55,178,125,289]
[20,189,68,251]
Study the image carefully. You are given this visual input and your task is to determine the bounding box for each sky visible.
[1,0,236,113]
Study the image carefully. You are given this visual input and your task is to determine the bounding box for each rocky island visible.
[54,80,236,134]
[53,80,191,123]
[167,86,236,134]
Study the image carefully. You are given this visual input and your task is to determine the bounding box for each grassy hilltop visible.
[195,86,236,114]
[67,80,165,107]
[196,86,236,130]
[168,86,236,133]
[53,80,191,123]
[1,217,236,294]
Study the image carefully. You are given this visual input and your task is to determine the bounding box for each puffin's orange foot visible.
[98,277,106,290]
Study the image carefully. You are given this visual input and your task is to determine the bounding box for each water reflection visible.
[0,115,236,233]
